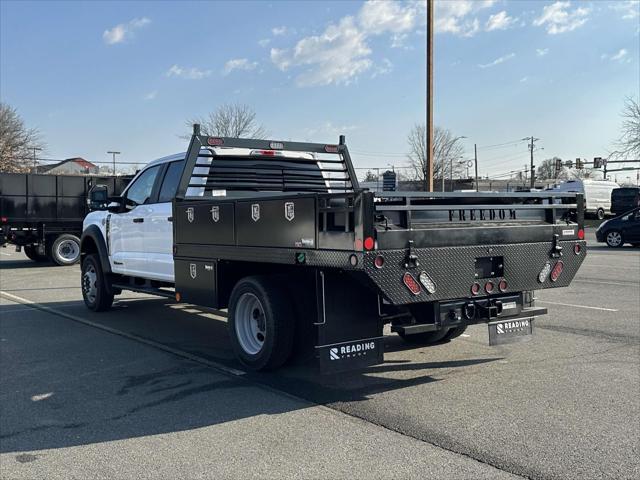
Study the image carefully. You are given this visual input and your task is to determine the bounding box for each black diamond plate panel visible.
[363,241,587,305]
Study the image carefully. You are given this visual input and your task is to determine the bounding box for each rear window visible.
[158,161,185,202]
[612,188,639,200]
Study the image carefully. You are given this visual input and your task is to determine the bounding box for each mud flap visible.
[488,317,534,346]
[315,270,384,374]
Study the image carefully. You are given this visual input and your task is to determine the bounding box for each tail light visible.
[418,271,436,294]
[363,236,375,251]
[538,262,552,283]
[0,216,7,223]
[403,273,421,295]
[374,255,384,268]
[550,261,564,282]
[471,282,481,295]
[577,228,585,240]
[498,279,508,292]
[485,281,495,294]
[250,149,283,156]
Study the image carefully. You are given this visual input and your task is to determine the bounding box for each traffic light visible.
[555,158,563,170]
[593,157,602,168]
[565,160,573,168]
[576,158,583,169]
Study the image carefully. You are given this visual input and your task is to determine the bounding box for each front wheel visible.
[228,276,294,371]
[50,234,81,265]
[605,230,624,248]
[81,254,114,311]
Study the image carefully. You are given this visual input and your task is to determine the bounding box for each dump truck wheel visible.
[228,276,294,371]
[81,254,114,312]
[50,234,81,265]
[23,245,49,262]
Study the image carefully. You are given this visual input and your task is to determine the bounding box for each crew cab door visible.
[109,165,162,276]
[143,160,184,282]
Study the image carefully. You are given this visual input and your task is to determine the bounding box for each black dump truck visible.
[81,125,586,373]
[0,172,130,265]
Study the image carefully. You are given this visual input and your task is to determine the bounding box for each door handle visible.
[133,218,144,223]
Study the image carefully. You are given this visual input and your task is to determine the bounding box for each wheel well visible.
[81,236,98,257]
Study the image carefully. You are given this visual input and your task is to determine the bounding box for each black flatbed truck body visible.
[171,126,586,373]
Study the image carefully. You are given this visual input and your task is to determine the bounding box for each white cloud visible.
[520,76,528,83]
[602,48,631,63]
[609,1,640,20]
[372,58,393,78]
[435,0,496,37]
[165,65,212,80]
[536,48,549,57]
[144,90,157,100]
[533,1,590,35]
[103,17,150,45]
[358,0,418,34]
[478,52,516,69]
[223,58,258,75]
[258,38,271,47]
[272,26,287,36]
[270,16,371,87]
[485,11,516,31]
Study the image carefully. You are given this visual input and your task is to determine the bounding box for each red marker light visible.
[0,216,7,223]
[485,281,495,294]
[374,255,385,269]
[574,244,581,255]
[324,144,339,153]
[471,282,481,295]
[363,237,375,250]
[499,279,508,292]
[207,137,224,146]
[577,228,585,240]
[403,273,421,295]
[550,261,564,282]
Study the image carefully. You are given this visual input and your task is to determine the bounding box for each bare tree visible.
[0,103,45,173]
[406,124,465,187]
[536,157,566,180]
[186,103,266,139]
[610,96,640,159]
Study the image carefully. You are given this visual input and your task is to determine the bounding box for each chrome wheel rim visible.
[57,239,79,262]
[235,293,266,355]
[607,231,622,247]
[82,264,98,304]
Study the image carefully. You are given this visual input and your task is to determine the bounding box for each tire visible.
[228,276,295,371]
[50,234,81,266]
[23,245,49,262]
[81,254,114,311]
[596,208,605,220]
[605,230,624,248]
[442,325,468,341]
[397,328,450,345]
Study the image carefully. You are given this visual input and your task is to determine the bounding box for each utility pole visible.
[29,146,42,171]
[425,0,434,191]
[107,151,121,175]
[523,136,540,189]
[474,143,479,192]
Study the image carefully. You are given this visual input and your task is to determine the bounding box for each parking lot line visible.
[0,290,246,377]
[537,300,618,312]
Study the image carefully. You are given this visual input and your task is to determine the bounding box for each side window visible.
[125,165,161,207]
[158,161,185,203]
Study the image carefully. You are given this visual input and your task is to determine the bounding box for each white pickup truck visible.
[80,128,586,373]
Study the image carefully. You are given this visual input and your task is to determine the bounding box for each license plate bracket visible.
[488,317,534,346]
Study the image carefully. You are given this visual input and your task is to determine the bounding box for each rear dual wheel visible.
[23,245,49,262]
[228,276,294,371]
[398,325,468,345]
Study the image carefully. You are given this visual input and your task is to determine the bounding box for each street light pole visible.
[425,0,434,192]
[30,146,42,171]
[474,143,479,192]
[107,151,121,175]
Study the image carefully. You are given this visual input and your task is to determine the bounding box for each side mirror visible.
[107,198,124,213]
[88,185,109,211]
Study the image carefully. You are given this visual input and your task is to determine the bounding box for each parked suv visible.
[596,207,640,247]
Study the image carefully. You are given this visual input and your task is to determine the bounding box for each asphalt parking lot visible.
[1,229,639,479]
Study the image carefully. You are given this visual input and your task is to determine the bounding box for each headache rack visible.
[175,124,360,199]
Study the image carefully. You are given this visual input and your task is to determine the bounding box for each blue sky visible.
[1,0,638,178]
